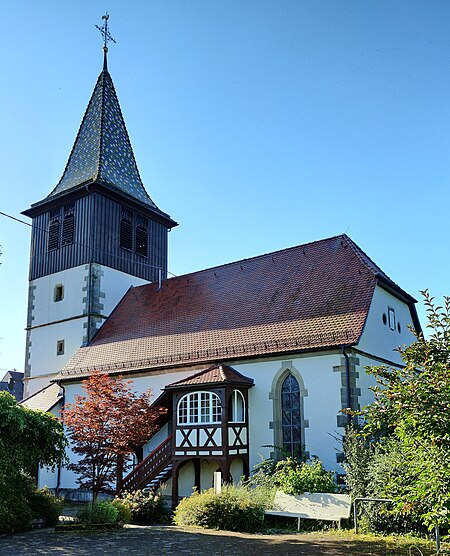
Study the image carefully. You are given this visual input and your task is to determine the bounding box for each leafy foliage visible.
[115,489,167,524]
[249,451,337,495]
[343,426,424,534]
[0,392,66,532]
[0,391,66,476]
[111,498,132,524]
[173,484,269,532]
[346,291,450,531]
[63,371,164,501]
[77,500,119,524]
[0,475,63,533]
[28,487,63,527]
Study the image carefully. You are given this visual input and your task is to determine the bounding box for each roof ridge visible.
[130,234,347,291]
[96,69,107,182]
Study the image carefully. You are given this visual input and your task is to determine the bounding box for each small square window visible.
[56,340,65,356]
[54,284,64,302]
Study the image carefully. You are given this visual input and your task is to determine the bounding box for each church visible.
[22,29,420,506]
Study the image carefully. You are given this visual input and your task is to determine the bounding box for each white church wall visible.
[200,460,221,491]
[30,266,88,327]
[229,458,244,485]
[38,402,61,490]
[143,423,170,458]
[178,461,195,498]
[100,266,148,315]
[26,318,87,396]
[234,352,343,474]
[357,285,417,366]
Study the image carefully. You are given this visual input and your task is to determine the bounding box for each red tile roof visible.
[165,364,254,389]
[60,234,415,380]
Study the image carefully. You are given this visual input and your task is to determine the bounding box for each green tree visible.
[0,391,66,532]
[352,291,450,531]
[0,391,66,476]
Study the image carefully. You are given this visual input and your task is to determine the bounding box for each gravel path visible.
[0,525,434,556]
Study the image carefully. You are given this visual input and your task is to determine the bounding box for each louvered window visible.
[62,206,75,246]
[136,224,148,257]
[120,209,133,251]
[48,218,60,251]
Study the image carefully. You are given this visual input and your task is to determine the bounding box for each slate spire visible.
[47,49,156,208]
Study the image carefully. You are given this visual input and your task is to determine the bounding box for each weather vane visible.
[95,13,116,53]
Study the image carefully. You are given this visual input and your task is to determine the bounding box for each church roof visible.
[164,364,254,390]
[59,234,417,380]
[45,60,156,209]
[21,383,62,413]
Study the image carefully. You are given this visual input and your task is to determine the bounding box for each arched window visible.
[177,391,222,425]
[281,373,302,457]
[228,390,245,423]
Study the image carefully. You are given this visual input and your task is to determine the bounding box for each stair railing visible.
[122,433,173,492]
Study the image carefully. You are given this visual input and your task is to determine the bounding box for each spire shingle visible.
[47,66,156,208]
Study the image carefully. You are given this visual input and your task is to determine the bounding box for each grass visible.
[328,529,438,555]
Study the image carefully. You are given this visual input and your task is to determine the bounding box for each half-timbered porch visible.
[122,364,254,506]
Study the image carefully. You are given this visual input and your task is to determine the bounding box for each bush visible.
[0,474,63,533]
[28,487,63,527]
[119,490,166,524]
[0,492,33,533]
[111,498,132,524]
[343,425,426,535]
[77,501,119,524]
[173,484,270,532]
[249,453,337,495]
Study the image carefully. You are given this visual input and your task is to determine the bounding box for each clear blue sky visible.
[1,0,449,372]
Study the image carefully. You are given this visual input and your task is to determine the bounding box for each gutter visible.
[55,380,66,496]
[341,345,352,424]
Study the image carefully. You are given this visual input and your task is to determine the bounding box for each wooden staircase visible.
[122,434,173,492]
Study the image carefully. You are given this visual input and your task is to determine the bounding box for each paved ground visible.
[0,525,435,556]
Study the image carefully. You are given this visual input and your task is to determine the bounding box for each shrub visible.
[343,425,426,535]
[249,452,337,495]
[275,457,337,495]
[0,492,33,533]
[119,490,166,524]
[111,498,132,524]
[173,484,270,532]
[77,501,119,524]
[28,487,63,527]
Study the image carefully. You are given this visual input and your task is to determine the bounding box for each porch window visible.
[177,391,222,425]
[229,390,245,423]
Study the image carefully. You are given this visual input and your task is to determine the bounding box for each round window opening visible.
[382,313,387,325]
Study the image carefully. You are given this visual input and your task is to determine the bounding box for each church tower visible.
[22,19,177,397]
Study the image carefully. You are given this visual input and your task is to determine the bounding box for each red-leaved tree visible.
[63,371,165,502]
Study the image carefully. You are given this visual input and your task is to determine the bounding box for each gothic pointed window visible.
[281,373,302,457]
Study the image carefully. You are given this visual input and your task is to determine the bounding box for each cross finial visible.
[95,13,116,69]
